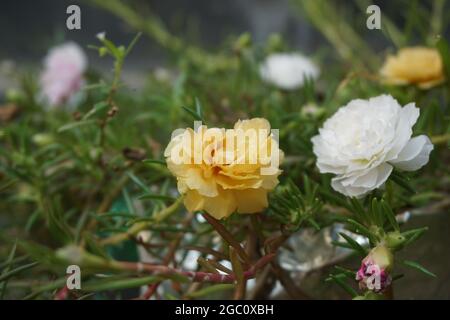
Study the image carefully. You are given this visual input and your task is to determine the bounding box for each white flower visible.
[260,53,319,90]
[312,94,433,197]
[40,42,87,107]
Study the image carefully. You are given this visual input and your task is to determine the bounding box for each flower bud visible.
[355,245,393,293]
[385,231,406,251]
[96,32,106,41]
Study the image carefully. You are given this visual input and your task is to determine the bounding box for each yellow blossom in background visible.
[380,47,445,89]
[164,118,284,219]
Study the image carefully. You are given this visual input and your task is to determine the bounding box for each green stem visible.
[201,213,251,266]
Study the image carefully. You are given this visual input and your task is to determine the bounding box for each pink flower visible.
[40,42,87,107]
[356,259,392,293]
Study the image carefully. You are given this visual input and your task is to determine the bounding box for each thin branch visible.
[119,253,276,284]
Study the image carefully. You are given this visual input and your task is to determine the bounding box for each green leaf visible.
[370,198,384,227]
[0,241,17,298]
[346,219,374,240]
[0,262,39,282]
[350,198,370,223]
[142,159,166,165]
[319,188,353,212]
[83,234,110,260]
[402,227,428,246]
[181,106,204,122]
[122,188,135,215]
[138,193,175,201]
[331,241,354,250]
[195,97,203,119]
[307,218,321,231]
[333,266,356,279]
[98,36,122,59]
[15,240,62,268]
[403,260,436,278]
[81,276,162,292]
[40,197,73,245]
[326,274,358,297]
[82,102,109,120]
[0,255,28,270]
[392,274,404,282]
[25,210,40,234]
[24,278,67,300]
[94,212,135,219]
[127,172,150,193]
[125,32,142,56]
[390,171,416,194]
[381,200,399,231]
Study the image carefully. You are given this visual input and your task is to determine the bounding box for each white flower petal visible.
[373,163,394,188]
[331,178,370,198]
[331,163,393,198]
[391,135,433,171]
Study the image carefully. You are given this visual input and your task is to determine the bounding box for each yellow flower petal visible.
[165,118,283,219]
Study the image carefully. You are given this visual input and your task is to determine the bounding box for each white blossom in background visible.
[260,53,319,90]
[312,94,433,198]
[40,42,87,107]
[136,230,152,244]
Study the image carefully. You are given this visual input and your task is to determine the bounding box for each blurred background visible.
[1,0,448,91]
[0,0,449,299]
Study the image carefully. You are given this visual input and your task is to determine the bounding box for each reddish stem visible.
[120,253,275,284]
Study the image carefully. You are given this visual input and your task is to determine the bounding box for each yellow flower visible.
[164,118,283,219]
[380,47,445,89]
